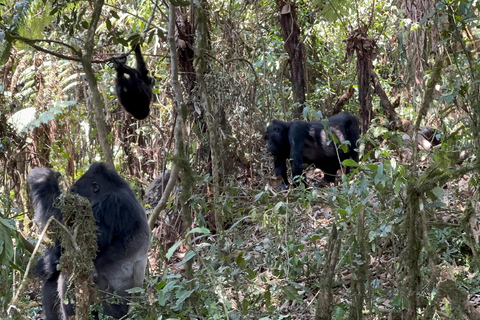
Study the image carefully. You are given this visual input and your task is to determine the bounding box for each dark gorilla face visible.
[69,163,112,200]
[264,120,290,155]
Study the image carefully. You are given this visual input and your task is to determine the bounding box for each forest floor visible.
[22,149,479,320]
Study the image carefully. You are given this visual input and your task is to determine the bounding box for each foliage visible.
[0,0,479,319]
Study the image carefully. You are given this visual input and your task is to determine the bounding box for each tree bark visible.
[168,1,195,284]
[314,225,340,320]
[276,0,305,118]
[195,0,225,257]
[81,0,113,165]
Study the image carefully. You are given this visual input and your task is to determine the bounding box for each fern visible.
[10,0,33,33]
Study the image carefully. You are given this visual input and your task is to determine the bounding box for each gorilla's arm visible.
[274,155,289,190]
[134,45,150,81]
[32,245,61,279]
[288,122,309,181]
[26,168,62,227]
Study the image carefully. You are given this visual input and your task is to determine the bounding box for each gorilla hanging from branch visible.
[28,163,150,319]
[112,44,154,120]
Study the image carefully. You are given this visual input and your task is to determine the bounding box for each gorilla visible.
[264,112,360,189]
[112,44,154,120]
[27,168,63,319]
[27,162,150,319]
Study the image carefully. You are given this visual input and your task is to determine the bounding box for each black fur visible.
[28,163,150,319]
[27,167,63,319]
[113,45,154,120]
[264,112,360,189]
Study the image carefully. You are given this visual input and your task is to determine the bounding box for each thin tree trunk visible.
[195,0,225,257]
[80,0,113,165]
[356,31,372,134]
[276,0,305,118]
[167,1,194,284]
[314,224,340,320]
[349,208,367,320]
[403,56,443,320]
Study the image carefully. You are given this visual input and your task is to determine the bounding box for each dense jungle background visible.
[1,0,480,319]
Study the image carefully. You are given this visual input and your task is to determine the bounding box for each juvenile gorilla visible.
[265,112,360,189]
[27,163,150,319]
[113,44,154,120]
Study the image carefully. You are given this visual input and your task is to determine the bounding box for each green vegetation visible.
[1,0,480,319]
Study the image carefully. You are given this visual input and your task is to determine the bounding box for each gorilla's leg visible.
[42,272,61,320]
[57,273,75,320]
[274,156,289,190]
[289,124,308,187]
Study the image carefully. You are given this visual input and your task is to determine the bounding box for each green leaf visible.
[176,250,196,267]
[283,285,303,302]
[0,218,15,230]
[235,252,246,267]
[394,178,403,195]
[0,42,13,66]
[254,191,264,202]
[126,287,145,294]
[242,299,250,315]
[302,106,310,119]
[343,159,359,167]
[110,10,119,19]
[175,289,194,305]
[374,163,384,185]
[0,223,13,264]
[166,239,184,260]
[246,269,256,280]
[156,280,167,290]
[431,187,444,199]
[273,201,284,213]
[187,227,210,235]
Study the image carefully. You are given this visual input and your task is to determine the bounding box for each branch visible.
[7,32,114,64]
[148,165,179,230]
[7,32,81,61]
[84,0,105,60]
[103,3,167,35]
[8,216,55,315]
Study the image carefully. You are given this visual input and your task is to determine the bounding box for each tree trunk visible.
[346,28,375,134]
[81,0,113,165]
[276,0,305,118]
[195,0,225,257]
[30,54,52,167]
[168,2,195,285]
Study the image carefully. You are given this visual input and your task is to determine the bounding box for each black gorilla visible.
[27,168,63,319]
[265,112,360,189]
[27,163,150,319]
[113,44,154,120]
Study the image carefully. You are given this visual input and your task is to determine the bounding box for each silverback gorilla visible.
[265,112,360,189]
[112,44,154,120]
[27,162,150,319]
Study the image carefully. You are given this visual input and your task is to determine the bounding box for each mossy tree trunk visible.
[167,1,195,283]
[195,0,225,257]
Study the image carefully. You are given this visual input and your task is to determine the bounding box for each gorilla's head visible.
[264,120,290,156]
[70,162,127,201]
